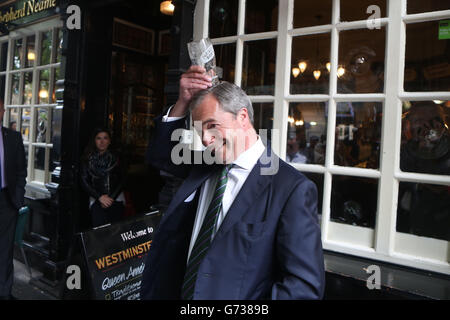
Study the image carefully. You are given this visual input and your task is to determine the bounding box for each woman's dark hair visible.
[82,127,112,162]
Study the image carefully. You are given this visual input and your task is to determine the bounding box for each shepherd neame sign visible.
[0,0,57,24]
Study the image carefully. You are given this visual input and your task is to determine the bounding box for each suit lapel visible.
[213,157,274,243]
[162,164,221,224]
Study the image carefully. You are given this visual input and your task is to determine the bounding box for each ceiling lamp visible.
[292,67,300,78]
[298,61,307,73]
[326,62,331,73]
[160,1,174,16]
[337,66,345,78]
[39,90,49,99]
[27,51,36,61]
[313,70,321,80]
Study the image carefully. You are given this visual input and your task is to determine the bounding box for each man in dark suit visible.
[141,66,324,300]
[0,101,27,300]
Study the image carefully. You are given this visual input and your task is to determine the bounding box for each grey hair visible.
[189,81,254,124]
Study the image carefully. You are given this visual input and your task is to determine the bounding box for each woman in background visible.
[81,128,125,227]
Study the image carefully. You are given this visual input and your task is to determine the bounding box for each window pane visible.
[13,38,23,70]
[0,42,8,72]
[11,73,21,105]
[23,72,33,105]
[8,108,19,131]
[404,21,450,92]
[335,102,382,169]
[0,75,5,101]
[21,108,31,142]
[397,182,450,241]
[25,35,36,68]
[286,102,327,165]
[407,0,450,14]
[400,101,450,175]
[340,0,386,22]
[214,43,236,83]
[242,39,276,95]
[39,69,50,104]
[253,103,274,136]
[35,108,50,143]
[33,146,46,172]
[56,28,63,63]
[338,28,385,93]
[331,175,378,228]
[40,30,52,66]
[209,0,238,38]
[293,0,332,29]
[291,33,331,94]
[244,0,278,34]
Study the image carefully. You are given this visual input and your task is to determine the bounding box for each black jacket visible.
[80,151,124,201]
[1,127,27,209]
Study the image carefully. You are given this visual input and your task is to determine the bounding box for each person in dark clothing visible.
[81,128,125,228]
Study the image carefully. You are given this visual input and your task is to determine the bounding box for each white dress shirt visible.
[161,107,266,262]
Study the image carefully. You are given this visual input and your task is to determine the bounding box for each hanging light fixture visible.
[298,61,307,74]
[160,1,175,15]
[337,66,346,78]
[292,67,300,78]
[27,51,36,61]
[313,70,321,80]
[326,62,331,73]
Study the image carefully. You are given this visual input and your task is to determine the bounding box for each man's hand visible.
[99,195,114,209]
[170,66,212,117]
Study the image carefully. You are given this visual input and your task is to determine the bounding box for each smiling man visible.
[141,66,324,300]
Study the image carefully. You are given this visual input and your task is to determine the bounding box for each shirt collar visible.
[232,136,265,170]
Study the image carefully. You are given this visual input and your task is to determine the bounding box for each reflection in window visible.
[214,43,236,83]
[334,102,382,169]
[242,39,276,95]
[25,35,36,68]
[253,103,273,139]
[338,28,385,93]
[286,102,327,165]
[244,0,278,34]
[209,0,238,39]
[291,33,331,94]
[293,0,332,29]
[21,108,31,142]
[23,72,33,105]
[340,0,386,22]
[331,175,378,228]
[400,101,450,175]
[13,38,23,70]
[404,21,450,92]
[407,0,450,14]
[33,146,46,171]
[11,73,20,105]
[56,28,63,63]
[397,182,450,241]
[35,108,49,143]
[40,30,52,66]
[39,69,50,104]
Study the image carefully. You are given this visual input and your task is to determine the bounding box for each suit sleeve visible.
[271,179,325,300]
[15,132,27,208]
[145,113,192,179]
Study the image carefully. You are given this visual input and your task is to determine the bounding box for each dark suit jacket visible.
[141,116,325,300]
[1,127,27,209]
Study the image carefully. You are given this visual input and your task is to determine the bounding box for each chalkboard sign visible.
[80,211,162,300]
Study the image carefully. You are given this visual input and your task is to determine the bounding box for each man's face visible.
[191,94,246,164]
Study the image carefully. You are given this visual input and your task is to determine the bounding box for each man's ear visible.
[237,108,250,128]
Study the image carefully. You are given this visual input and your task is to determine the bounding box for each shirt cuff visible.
[162,105,186,122]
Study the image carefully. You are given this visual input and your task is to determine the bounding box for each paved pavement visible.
[12,259,57,300]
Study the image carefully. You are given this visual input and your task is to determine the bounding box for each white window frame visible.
[194,0,450,275]
[0,18,63,189]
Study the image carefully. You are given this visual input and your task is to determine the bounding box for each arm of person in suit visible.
[145,66,212,178]
[15,132,27,208]
[272,178,325,300]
